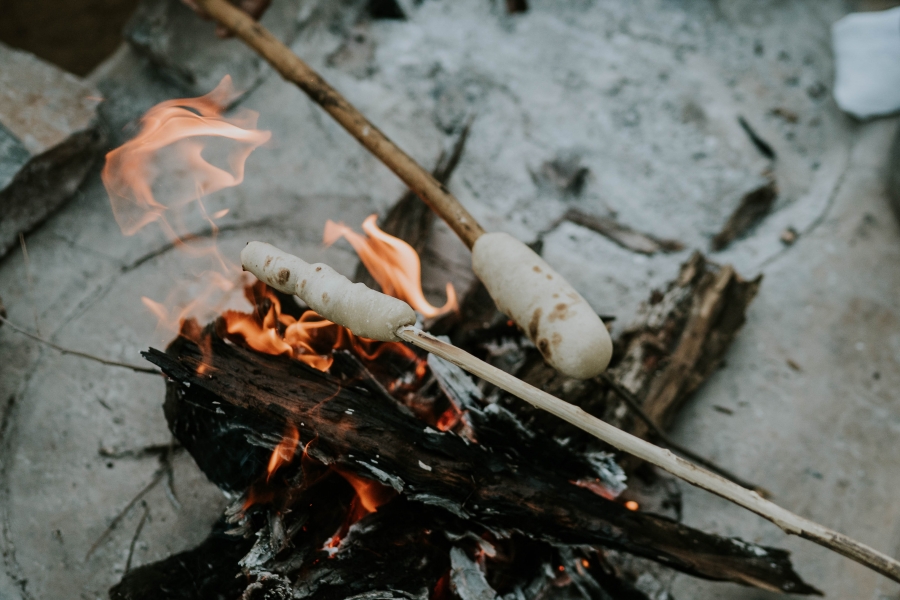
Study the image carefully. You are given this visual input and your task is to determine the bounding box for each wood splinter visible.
[242,241,900,585]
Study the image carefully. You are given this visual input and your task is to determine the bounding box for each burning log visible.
[142,324,817,595]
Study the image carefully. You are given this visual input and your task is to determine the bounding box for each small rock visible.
[780,226,798,245]
[0,43,105,258]
[832,7,900,119]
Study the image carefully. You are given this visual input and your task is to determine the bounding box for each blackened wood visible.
[145,333,817,594]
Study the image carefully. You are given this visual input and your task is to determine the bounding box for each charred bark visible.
[144,328,816,595]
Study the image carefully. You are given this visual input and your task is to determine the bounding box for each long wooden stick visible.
[194,0,485,249]
[396,325,900,584]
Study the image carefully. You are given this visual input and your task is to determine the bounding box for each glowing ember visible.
[624,500,640,511]
[435,406,461,432]
[324,215,458,319]
[267,424,300,482]
[323,468,396,553]
[570,478,622,500]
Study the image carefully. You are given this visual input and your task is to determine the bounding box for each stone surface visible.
[0,43,105,258]
[124,0,307,102]
[832,7,900,119]
[0,1,899,599]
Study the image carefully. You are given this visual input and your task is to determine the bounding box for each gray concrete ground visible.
[0,1,898,598]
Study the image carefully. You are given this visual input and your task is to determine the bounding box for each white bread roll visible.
[241,242,416,342]
[471,232,612,379]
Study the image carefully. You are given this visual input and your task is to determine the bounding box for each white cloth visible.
[832,7,900,119]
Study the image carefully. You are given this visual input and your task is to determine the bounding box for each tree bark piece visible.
[608,252,761,440]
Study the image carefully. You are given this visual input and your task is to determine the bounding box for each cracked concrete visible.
[0,1,898,598]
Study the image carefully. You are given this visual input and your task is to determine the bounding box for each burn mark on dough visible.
[546,274,553,280]
[300,279,307,290]
[533,265,542,273]
[322,292,329,303]
[551,332,562,348]
[529,308,542,340]
[264,257,272,267]
[315,267,322,272]
[548,302,570,322]
[276,268,291,286]
[538,338,550,356]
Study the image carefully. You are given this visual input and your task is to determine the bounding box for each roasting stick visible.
[242,241,900,585]
[193,0,612,381]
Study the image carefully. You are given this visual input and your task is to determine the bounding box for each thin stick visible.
[598,372,769,497]
[397,325,900,584]
[0,315,160,375]
[124,502,150,574]
[86,470,165,559]
[194,0,486,249]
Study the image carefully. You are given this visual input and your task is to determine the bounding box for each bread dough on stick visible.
[471,232,612,379]
[241,242,416,342]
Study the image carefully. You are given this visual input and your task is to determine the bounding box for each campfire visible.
[88,71,822,600]
[3,4,895,598]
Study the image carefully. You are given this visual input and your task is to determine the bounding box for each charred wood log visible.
[144,329,816,595]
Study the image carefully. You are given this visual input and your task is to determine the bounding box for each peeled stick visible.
[472,233,612,380]
[241,242,415,342]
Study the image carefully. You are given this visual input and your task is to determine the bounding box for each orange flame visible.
[324,215,458,319]
[102,76,270,338]
[102,75,270,239]
[267,424,300,482]
[223,281,423,372]
[324,468,397,552]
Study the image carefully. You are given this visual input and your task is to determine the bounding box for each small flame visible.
[102,76,271,337]
[324,215,458,319]
[267,424,300,482]
[102,75,270,239]
[323,469,396,553]
[624,500,639,511]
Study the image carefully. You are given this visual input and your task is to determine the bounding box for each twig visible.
[86,470,164,559]
[19,233,41,336]
[0,315,160,375]
[124,502,150,574]
[598,372,769,497]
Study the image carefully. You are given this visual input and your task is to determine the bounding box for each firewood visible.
[144,329,818,594]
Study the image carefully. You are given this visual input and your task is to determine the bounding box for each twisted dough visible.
[241,242,416,342]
